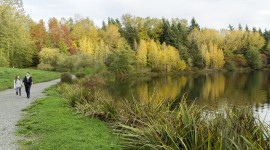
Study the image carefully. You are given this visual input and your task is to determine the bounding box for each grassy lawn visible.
[16,86,121,150]
[0,67,60,91]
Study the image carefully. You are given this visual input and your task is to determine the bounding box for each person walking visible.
[14,75,22,96]
[23,72,33,98]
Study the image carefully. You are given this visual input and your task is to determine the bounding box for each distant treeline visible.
[1,0,270,73]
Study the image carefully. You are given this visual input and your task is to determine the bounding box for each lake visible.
[107,71,270,123]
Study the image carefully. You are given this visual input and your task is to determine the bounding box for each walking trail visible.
[0,79,60,150]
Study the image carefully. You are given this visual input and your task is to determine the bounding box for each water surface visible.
[107,71,270,123]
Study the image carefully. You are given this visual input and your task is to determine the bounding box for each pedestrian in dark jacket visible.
[23,72,33,98]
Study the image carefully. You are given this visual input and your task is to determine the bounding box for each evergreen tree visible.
[228,24,234,31]
[189,17,200,32]
[245,25,249,32]
[238,24,243,30]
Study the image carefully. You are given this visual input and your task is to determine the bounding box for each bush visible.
[75,72,86,79]
[37,63,53,71]
[224,61,236,71]
[39,48,61,70]
[233,54,248,67]
[61,72,73,83]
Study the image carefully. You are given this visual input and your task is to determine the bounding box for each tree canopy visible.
[1,1,270,73]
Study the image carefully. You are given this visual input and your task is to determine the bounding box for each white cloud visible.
[23,0,270,30]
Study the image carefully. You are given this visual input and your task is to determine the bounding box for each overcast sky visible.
[23,0,270,30]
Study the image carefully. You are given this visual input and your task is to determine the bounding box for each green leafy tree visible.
[120,14,140,50]
[245,48,262,69]
[106,39,135,75]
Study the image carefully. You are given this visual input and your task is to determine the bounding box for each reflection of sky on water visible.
[254,103,270,125]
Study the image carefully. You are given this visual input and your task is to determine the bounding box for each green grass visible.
[0,67,60,91]
[16,86,121,150]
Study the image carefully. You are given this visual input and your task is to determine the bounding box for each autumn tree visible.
[200,42,225,69]
[101,24,121,50]
[31,19,48,51]
[136,40,148,69]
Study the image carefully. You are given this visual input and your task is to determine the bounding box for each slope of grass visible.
[16,86,121,150]
[0,67,60,91]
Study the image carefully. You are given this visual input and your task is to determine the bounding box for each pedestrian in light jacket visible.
[14,75,22,96]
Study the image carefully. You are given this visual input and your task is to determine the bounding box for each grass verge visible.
[0,67,60,91]
[16,86,121,150]
[60,75,270,149]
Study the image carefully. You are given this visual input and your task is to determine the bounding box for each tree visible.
[209,42,225,69]
[245,48,262,69]
[238,24,242,30]
[0,2,35,67]
[71,17,100,47]
[136,40,148,68]
[30,19,48,51]
[189,17,200,32]
[120,14,139,50]
[200,42,225,69]
[200,43,210,68]
[48,17,61,48]
[107,49,135,75]
[222,30,246,52]
[101,24,121,50]
[147,40,159,69]
[78,36,94,56]
[228,24,234,31]
[0,49,9,67]
[160,19,172,46]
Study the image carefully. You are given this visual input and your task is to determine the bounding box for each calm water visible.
[107,71,270,123]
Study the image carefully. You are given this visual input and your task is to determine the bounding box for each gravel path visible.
[0,79,60,150]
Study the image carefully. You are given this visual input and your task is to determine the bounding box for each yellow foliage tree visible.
[147,40,186,72]
[78,36,94,56]
[200,43,210,68]
[101,24,121,50]
[136,39,148,68]
[147,40,159,68]
[200,42,225,69]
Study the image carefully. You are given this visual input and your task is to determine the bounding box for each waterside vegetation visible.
[59,74,270,149]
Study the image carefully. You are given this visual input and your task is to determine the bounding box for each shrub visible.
[39,48,61,70]
[233,54,248,67]
[61,72,73,83]
[224,61,236,71]
[37,63,53,71]
[75,72,86,79]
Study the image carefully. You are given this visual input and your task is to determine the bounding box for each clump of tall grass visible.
[115,103,270,150]
[59,77,270,149]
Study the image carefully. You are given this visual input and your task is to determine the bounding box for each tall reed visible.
[59,79,270,150]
